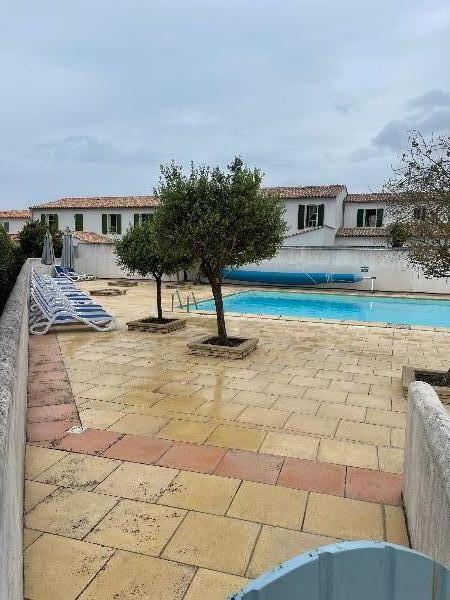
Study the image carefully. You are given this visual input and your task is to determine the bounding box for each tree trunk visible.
[183,270,188,282]
[446,367,450,386]
[156,276,163,322]
[209,276,229,344]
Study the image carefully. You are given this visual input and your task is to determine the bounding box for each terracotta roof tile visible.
[72,231,115,244]
[345,193,395,203]
[0,209,31,219]
[31,196,159,209]
[265,185,346,199]
[284,226,326,238]
[336,227,389,237]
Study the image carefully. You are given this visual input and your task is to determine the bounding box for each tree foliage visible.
[384,131,450,278]
[0,227,24,312]
[154,157,287,342]
[115,218,191,321]
[19,220,63,258]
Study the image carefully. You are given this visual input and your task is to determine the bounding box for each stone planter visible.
[127,317,187,334]
[90,288,127,296]
[108,280,138,287]
[187,335,258,359]
[402,366,450,403]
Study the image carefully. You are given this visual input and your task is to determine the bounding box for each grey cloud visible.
[334,102,358,115]
[408,89,450,110]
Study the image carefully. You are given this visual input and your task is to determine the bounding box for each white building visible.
[0,209,31,235]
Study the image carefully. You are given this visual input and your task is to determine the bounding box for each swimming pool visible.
[194,290,450,327]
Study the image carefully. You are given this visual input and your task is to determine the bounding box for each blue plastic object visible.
[230,542,450,600]
[221,269,363,285]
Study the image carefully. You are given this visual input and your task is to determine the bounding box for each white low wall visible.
[403,382,450,567]
[0,262,30,599]
[74,242,449,293]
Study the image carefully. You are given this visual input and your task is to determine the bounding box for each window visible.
[134,213,153,226]
[356,208,383,228]
[298,203,324,229]
[413,207,426,221]
[102,213,122,234]
[41,213,59,228]
[74,214,84,231]
[1,221,9,233]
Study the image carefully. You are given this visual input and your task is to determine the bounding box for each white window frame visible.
[306,204,318,228]
[107,214,119,234]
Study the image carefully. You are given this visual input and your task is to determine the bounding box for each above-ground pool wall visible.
[245,246,449,294]
[0,261,30,599]
[403,382,450,567]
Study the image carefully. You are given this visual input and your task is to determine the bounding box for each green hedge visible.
[0,228,24,313]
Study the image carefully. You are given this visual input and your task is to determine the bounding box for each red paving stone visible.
[278,458,346,496]
[29,361,66,373]
[346,467,403,505]
[27,389,74,407]
[27,404,78,423]
[26,420,76,443]
[29,370,68,384]
[156,442,226,473]
[103,434,173,463]
[214,449,284,484]
[53,428,122,455]
[28,381,72,395]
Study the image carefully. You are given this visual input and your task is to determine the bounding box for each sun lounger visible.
[53,265,95,281]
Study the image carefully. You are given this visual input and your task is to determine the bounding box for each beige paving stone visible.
[303,492,384,540]
[86,499,186,554]
[318,438,378,469]
[158,471,240,515]
[206,424,266,451]
[284,413,338,437]
[247,525,338,578]
[237,406,291,428]
[335,420,391,445]
[391,428,406,448]
[35,453,121,491]
[225,378,268,393]
[25,487,118,539]
[87,373,134,387]
[154,393,207,413]
[224,367,259,380]
[67,369,98,383]
[79,407,125,429]
[162,511,260,575]
[196,400,245,420]
[267,382,319,397]
[289,376,330,390]
[353,373,391,386]
[303,388,348,404]
[77,385,128,402]
[328,379,370,394]
[366,408,406,428]
[193,386,238,402]
[272,396,319,414]
[116,389,166,407]
[24,533,114,600]
[184,568,248,600]
[317,402,366,422]
[24,479,58,513]
[228,481,308,528]
[156,381,202,396]
[378,447,404,474]
[259,431,319,460]
[385,505,409,546]
[233,390,278,407]
[347,392,391,410]
[78,551,195,600]
[95,461,178,502]
[23,528,42,549]
[25,445,67,480]
[316,369,353,382]
[157,419,217,444]
[109,413,167,436]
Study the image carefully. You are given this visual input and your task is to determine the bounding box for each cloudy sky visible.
[1,0,450,209]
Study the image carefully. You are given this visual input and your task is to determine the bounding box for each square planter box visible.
[90,288,127,296]
[187,335,258,359]
[108,280,138,287]
[402,366,450,403]
[127,317,187,334]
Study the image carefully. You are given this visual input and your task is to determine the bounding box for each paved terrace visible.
[23,282,450,599]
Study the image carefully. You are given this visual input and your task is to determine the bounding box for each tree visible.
[384,131,450,278]
[154,157,287,344]
[0,227,24,312]
[115,218,191,322]
[19,220,63,258]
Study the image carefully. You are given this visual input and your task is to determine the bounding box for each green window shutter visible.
[75,214,83,231]
[357,208,364,227]
[116,214,122,234]
[41,214,46,225]
[134,214,140,227]
[298,204,305,229]
[102,214,108,234]
[376,208,384,227]
[53,214,59,229]
[318,204,324,227]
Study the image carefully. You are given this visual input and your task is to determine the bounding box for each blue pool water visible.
[195,290,450,327]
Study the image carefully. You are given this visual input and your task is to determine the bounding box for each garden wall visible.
[403,382,450,567]
[0,261,30,599]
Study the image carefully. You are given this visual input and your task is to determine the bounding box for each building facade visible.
[0,210,31,235]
